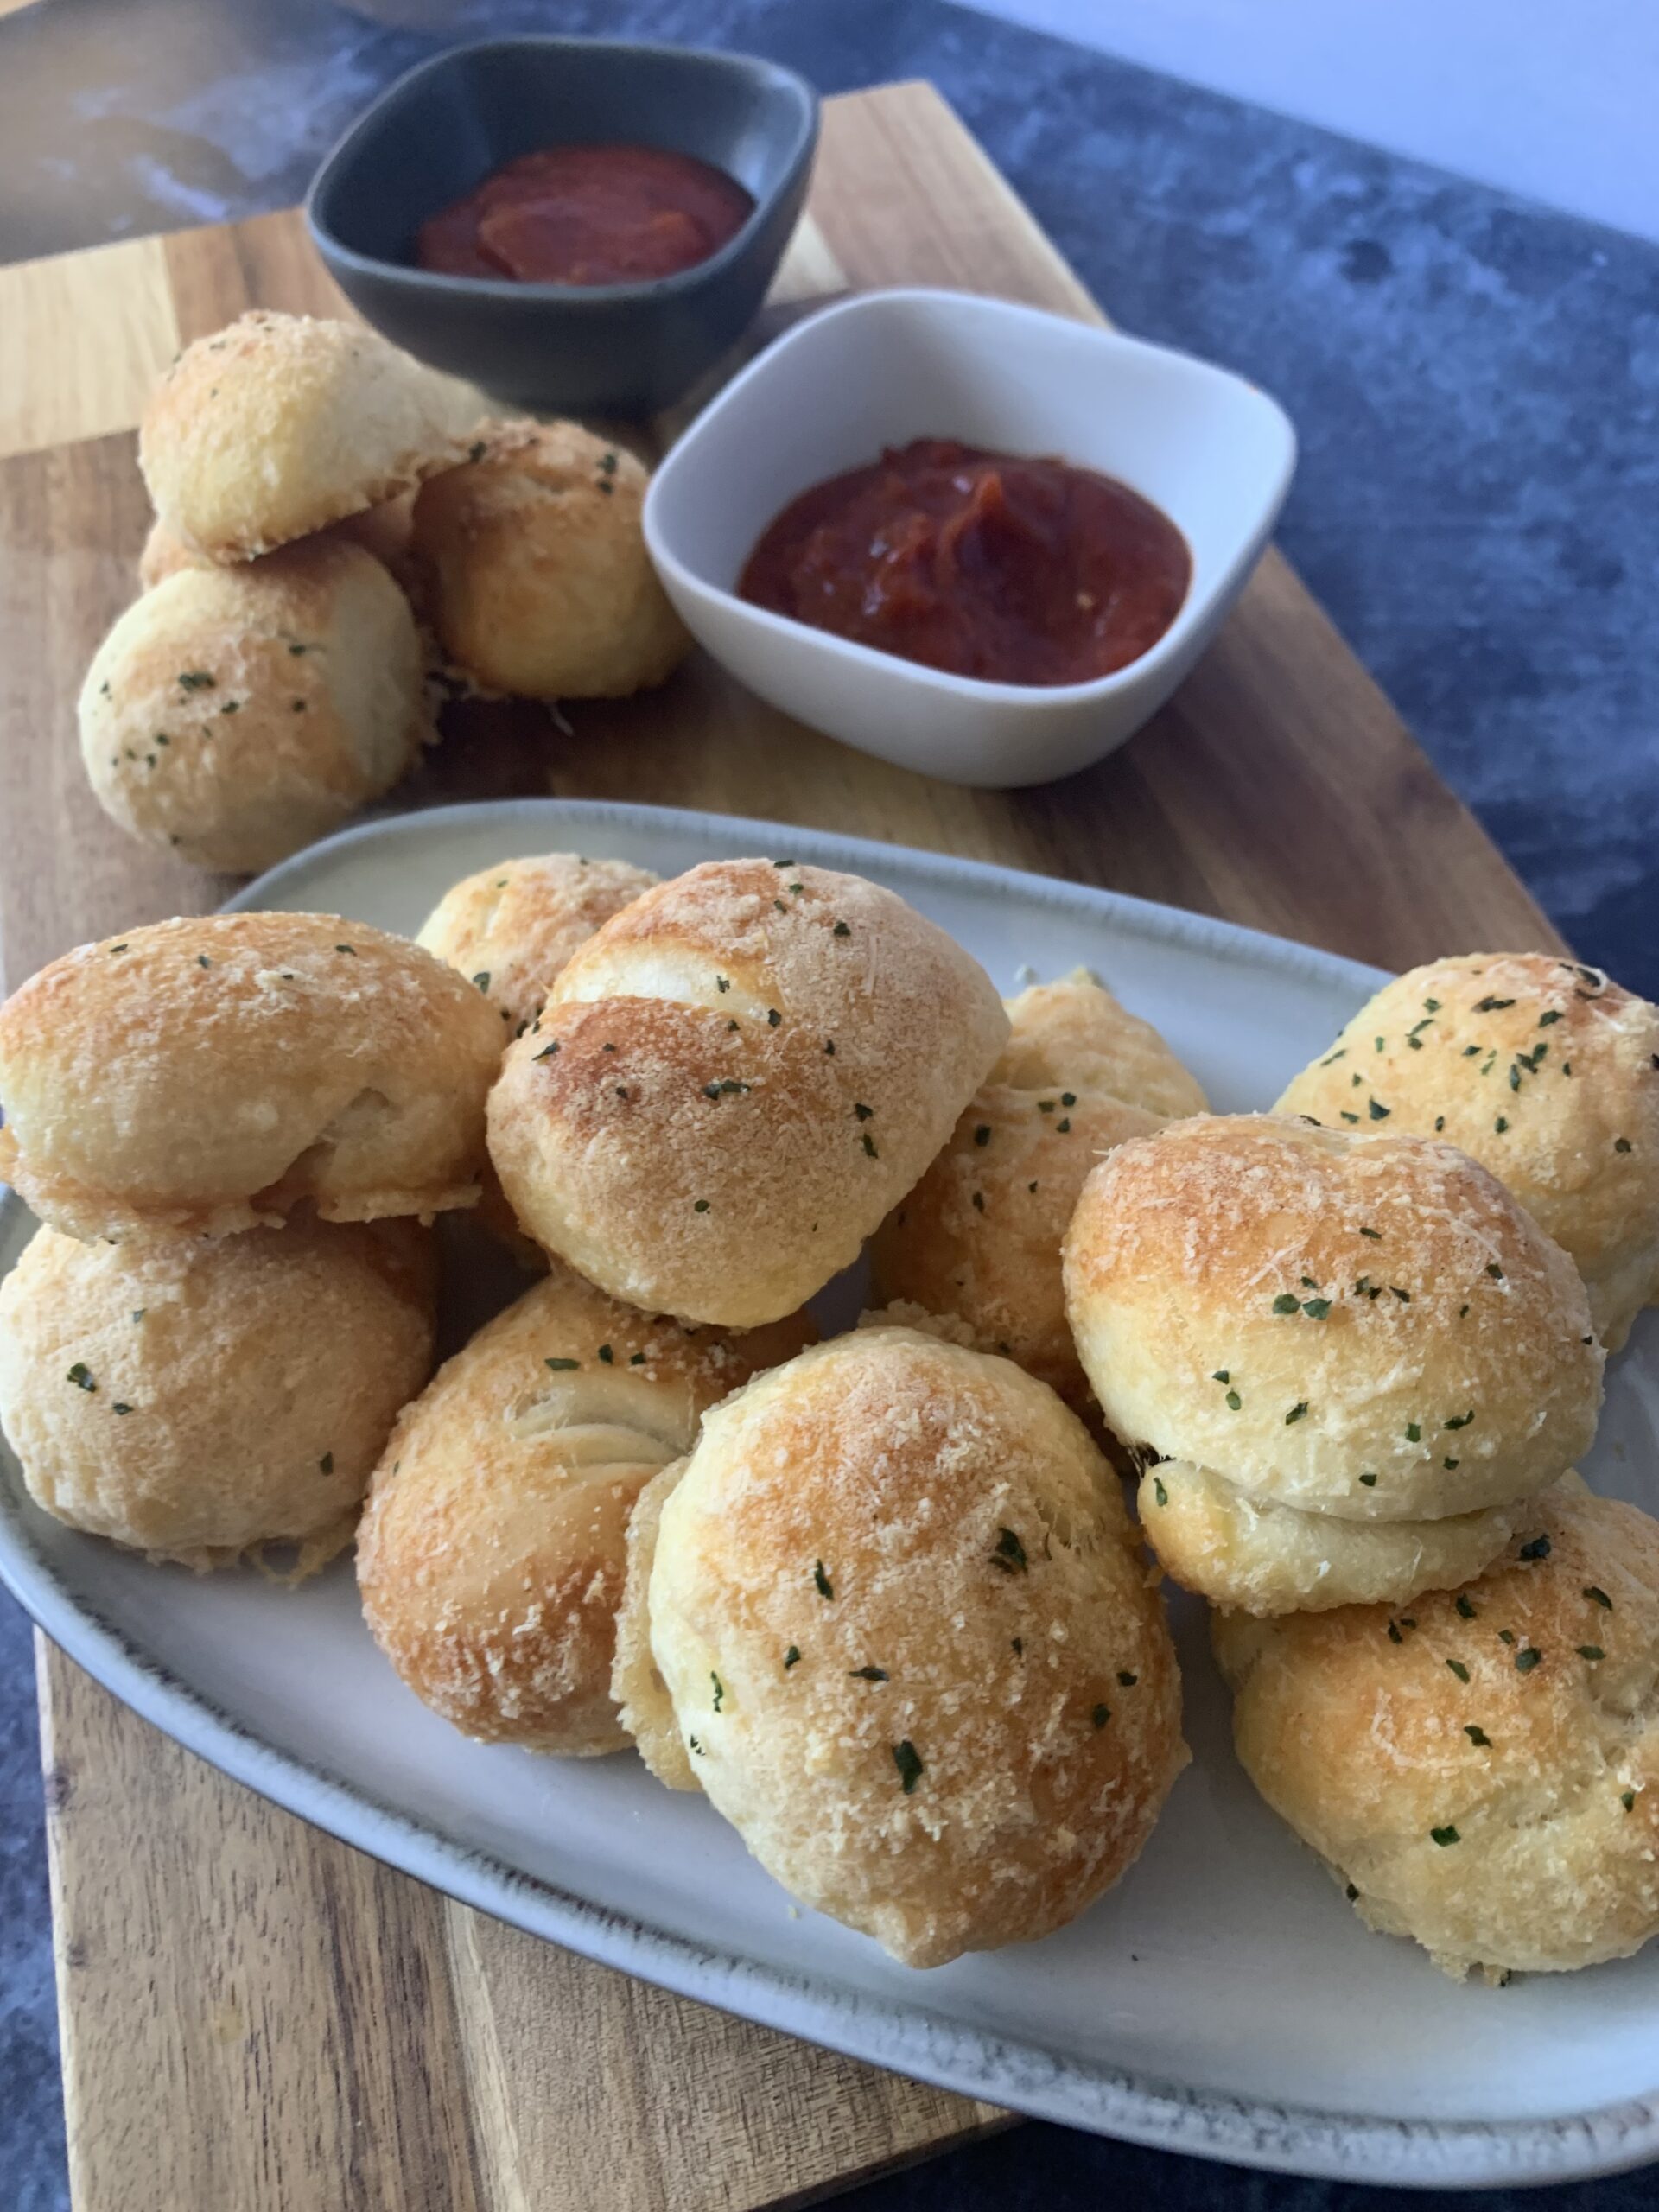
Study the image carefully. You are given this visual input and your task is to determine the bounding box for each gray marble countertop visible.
[1,4,1656,2209]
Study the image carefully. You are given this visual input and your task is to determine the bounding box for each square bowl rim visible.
[643,285,1298,709]
[305,34,820,308]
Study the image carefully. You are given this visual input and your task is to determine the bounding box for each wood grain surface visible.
[0,77,1564,2212]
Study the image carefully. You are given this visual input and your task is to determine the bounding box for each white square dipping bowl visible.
[643,289,1296,788]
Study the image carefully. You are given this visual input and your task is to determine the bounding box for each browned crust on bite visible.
[1276,953,1659,1350]
[416,852,659,1035]
[0,1217,435,1573]
[357,1265,812,1754]
[80,543,428,874]
[409,419,690,699]
[1063,1114,1602,1524]
[870,971,1199,1403]
[486,860,1010,1326]
[139,312,482,561]
[636,1327,1189,1966]
[1214,1480,1659,1978]
[0,912,505,1241]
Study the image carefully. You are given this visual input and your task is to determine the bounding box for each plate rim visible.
[6,795,1658,2190]
[233,794,1390,998]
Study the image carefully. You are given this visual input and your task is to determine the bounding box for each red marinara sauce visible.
[738,439,1192,686]
[416,144,754,286]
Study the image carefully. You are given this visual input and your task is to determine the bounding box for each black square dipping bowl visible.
[307,38,819,417]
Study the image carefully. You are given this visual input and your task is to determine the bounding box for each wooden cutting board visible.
[0,77,1564,2212]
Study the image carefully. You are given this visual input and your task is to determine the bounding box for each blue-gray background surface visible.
[1,3,1655,2207]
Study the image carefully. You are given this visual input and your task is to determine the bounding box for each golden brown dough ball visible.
[0,912,505,1242]
[0,1217,435,1572]
[995,967,1210,1120]
[416,852,658,1036]
[487,860,1010,1326]
[139,311,481,560]
[617,1313,974,1783]
[1064,1116,1603,1613]
[409,420,690,698]
[1276,954,1659,1351]
[81,543,428,873]
[1214,1479,1659,1980]
[870,970,1205,1404]
[357,1265,813,1754]
[613,1327,1188,1966]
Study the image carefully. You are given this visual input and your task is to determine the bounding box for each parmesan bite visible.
[1277,953,1659,1350]
[486,860,1009,1325]
[409,420,690,699]
[871,969,1205,1405]
[1216,1480,1659,1980]
[358,1264,812,1753]
[1065,1115,1604,1614]
[0,1218,435,1573]
[0,912,505,1242]
[416,851,658,1036]
[82,543,428,873]
[140,310,481,560]
[614,1327,1188,1966]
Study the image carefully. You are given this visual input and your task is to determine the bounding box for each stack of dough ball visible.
[0,1217,435,1573]
[613,1326,1188,1967]
[140,310,481,560]
[1276,954,1659,1351]
[357,1264,813,1754]
[416,851,659,1037]
[79,541,428,872]
[870,969,1206,1406]
[487,859,1010,1325]
[409,420,690,699]
[1063,1116,1604,1615]
[1215,1479,1659,1980]
[0,913,504,1240]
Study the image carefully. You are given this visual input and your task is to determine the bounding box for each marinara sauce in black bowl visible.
[308,38,818,416]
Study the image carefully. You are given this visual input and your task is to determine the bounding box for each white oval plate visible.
[3,798,1656,2189]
